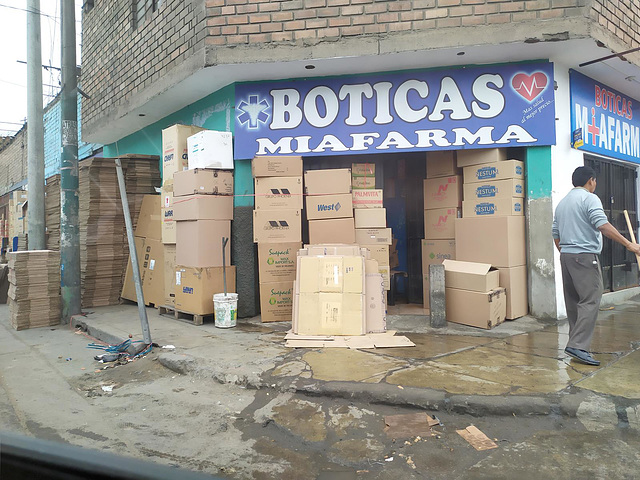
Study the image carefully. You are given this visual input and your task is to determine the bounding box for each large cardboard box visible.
[443,260,500,292]
[498,265,528,320]
[462,198,524,217]
[297,255,364,294]
[122,237,165,307]
[456,148,507,168]
[252,156,303,177]
[422,239,456,309]
[296,292,365,336]
[455,216,526,268]
[355,208,386,228]
[355,228,392,245]
[258,242,301,283]
[255,176,303,210]
[463,178,525,200]
[253,209,302,243]
[187,130,233,170]
[174,266,236,315]
[463,160,524,184]
[260,281,294,322]
[424,175,462,210]
[351,176,376,189]
[303,245,363,256]
[352,163,375,176]
[446,287,507,329]
[426,151,459,178]
[424,207,460,240]
[176,220,231,267]
[304,169,352,195]
[308,218,355,244]
[365,273,386,333]
[162,125,205,181]
[173,195,234,221]
[134,195,162,241]
[161,207,176,244]
[352,189,383,209]
[365,245,390,266]
[173,169,234,197]
[306,194,353,220]
[163,245,176,306]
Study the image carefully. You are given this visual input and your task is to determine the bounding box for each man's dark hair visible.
[572,166,596,187]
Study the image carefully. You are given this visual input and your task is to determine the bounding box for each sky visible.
[0,1,83,137]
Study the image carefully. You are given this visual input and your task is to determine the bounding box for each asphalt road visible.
[1,316,639,479]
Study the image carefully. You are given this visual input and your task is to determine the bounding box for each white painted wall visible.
[550,61,585,319]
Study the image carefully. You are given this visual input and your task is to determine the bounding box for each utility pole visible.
[60,0,81,321]
[26,0,45,250]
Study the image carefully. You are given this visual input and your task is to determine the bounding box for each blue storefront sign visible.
[234,62,556,159]
[570,70,640,164]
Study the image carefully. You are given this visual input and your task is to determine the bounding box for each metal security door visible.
[584,156,639,291]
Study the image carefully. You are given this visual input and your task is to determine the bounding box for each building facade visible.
[80,0,640,319]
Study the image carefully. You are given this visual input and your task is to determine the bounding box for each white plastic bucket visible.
[213,293,238,328]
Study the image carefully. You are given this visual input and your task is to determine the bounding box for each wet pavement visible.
[67,299,640,416]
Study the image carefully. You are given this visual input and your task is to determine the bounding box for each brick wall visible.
[81,0,207,133]
[204,0,590,46]
[591,0,640,47]
[0,130,28,196]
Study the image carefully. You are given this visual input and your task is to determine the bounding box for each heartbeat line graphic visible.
[514,77,544,98]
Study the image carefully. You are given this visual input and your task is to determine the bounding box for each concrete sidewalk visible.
[69,299,640,422]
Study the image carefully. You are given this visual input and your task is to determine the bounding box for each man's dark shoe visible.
[565,347,600,366]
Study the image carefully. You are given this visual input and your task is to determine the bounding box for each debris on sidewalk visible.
[456,425,498,451]
[101,385,115,393]
[88,338,153,365]
[284,330,415,349]
[384,412,442,438]
[162,345,176,350]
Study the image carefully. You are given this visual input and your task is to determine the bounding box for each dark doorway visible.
[584,156,639,292]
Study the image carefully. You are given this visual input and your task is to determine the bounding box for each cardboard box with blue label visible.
[463,178,525,200]
[306,194,353,220]
[174,266,236,315]
[462,198,524,217]
[463,160,524,184]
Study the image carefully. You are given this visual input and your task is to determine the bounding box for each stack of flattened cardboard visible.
[455,148,528,320]
[8,250,60,330]
[253,156,303,322]
[352,163,391,293]
[288,244,413,348]
[79,156,161,308]
[171,129,236,317]
[8,190,28,243]
[160,125,205,307]
[45,174,60,250]
[422,151,462,311]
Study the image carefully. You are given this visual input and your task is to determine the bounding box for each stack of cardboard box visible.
[305,168,355,244]
[422,151,461,311]
[160,124,205,307]
[8,190,28,242]
[252,156,303,322]
[121,195,165,307]
[455,148,528,320]
[292,244,386,336]
[170,130,235,316]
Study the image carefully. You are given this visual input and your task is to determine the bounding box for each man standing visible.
[552,166,640,366]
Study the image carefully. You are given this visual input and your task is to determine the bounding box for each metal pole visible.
[27,0,45,250]
[60,0,81,322]
[115,158,152,345]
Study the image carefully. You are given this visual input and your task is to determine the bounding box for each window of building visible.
[132,0,162,29]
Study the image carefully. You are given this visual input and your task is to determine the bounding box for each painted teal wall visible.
[525,146,552,199]
[102,83,253,207]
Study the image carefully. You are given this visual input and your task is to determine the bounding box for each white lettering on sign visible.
[256,125,538,155]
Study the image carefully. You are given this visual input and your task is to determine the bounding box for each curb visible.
[78,321,639,421]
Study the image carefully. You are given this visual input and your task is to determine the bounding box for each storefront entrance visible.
[584,155,639,292]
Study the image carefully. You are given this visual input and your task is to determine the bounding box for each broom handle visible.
[623,210,640,269]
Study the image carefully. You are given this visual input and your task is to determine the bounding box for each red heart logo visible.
[512,72,548,102]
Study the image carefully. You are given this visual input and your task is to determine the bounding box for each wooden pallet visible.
[158,305,212,326]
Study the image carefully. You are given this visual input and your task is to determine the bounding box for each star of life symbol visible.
[237,95,270,130]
